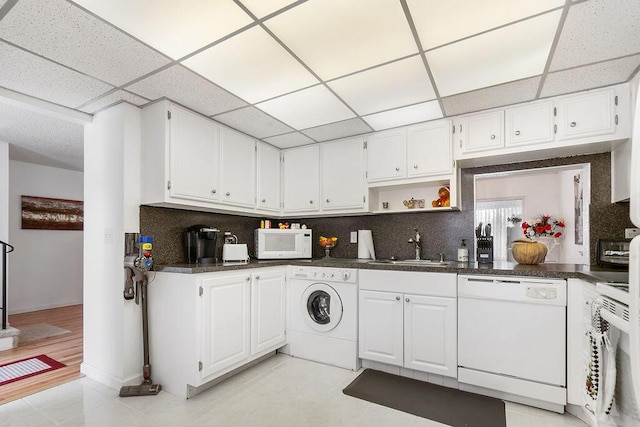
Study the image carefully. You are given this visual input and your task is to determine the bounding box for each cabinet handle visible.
[570,121,577,127]
[255,275,260,280]
[396,296,400,301]
[395,167,400,172]
[245,277,250,281]
[261,198,266,203]
[226,192,231,196]
[490,134,496,139]
[309,200,314,204]
[405,298,410,302]
[515,130,520,136]
[413,164,418,169]
[211,189,217,194]
[326,199,330,203]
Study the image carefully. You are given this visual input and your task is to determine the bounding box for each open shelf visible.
[368,179,458,214]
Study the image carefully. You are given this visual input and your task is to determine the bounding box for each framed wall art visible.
[21,195,84,231]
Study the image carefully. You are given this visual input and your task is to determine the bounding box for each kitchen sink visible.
[368,259,450,267]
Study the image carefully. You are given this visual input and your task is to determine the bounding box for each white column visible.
[81,103,143,389]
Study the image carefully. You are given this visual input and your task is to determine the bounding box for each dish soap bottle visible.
[457,239,469,262]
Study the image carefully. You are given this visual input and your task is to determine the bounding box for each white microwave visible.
[254,228,312,259]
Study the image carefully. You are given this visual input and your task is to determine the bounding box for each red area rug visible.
[0,355,66,386]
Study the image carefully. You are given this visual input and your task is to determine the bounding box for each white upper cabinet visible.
[220,127,256,208]
[505,100,554,147]
[169,103,221,202]
[556,88,617,140]
[366,129,407,182]
[321,137,366,211]
[282,145,320,213]
[455,110,504,154]
[257,142,281,212]
[406,120,452,177]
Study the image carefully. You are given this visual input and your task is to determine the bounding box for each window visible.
[475,199,523,262]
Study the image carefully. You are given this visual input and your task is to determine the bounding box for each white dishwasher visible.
[457,274,567,413]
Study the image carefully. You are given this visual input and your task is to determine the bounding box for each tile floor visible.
[0,354,588,426]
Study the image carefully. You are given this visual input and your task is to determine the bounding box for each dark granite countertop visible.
[155,258,628,284]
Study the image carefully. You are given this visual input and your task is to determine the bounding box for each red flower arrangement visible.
[522,215,565,238]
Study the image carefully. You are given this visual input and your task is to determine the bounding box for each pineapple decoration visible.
[319,236,338,258]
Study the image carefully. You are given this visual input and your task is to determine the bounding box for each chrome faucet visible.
[408,228,422,260]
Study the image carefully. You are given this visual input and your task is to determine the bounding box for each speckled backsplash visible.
[141,152,632,266]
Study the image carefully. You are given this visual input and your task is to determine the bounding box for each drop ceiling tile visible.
[125,65,248,116]
[0,102,83,170]
[73,0,253,60]
[550,0,640,71]
[213,106,293,139]
[442,76,541,116]
[256,85,355,130]
[541,55,640,97]
[78,90,149,114]
[239,0,299,18]
[0,0,171,86]
[183,26,318,104]
[328,56,436,116]
[362,101,442,131]
[408,0,564,50]
[262,132,315,149]
[0,41,114,108]
[301,118,372,142]
[426,10,561,97]
[265,0,417,80]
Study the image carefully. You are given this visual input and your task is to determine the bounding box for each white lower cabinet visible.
[148,268,287,398]
[358,270,457,378]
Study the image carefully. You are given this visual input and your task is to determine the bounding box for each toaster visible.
[222,244,249,265]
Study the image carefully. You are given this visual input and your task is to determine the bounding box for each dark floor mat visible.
[343,369,506,427]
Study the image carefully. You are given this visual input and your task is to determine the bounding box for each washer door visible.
[301,283,343,332]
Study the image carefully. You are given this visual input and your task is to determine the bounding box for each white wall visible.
[81,103,143,391]
[8,161,83,313]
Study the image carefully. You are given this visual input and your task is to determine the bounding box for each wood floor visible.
[0,304,83,405]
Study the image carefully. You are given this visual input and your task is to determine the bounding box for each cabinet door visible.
[407,120,452,177]
[358,290,403,366]
[321,137,366,211]
[200,273,251,379]
[556,88,616,140]
[251,270,287,355]
[170,104,220,201]
[220,127,256,208]
[457,110,504,154]
[256,142,281,212]
[505,101,554,147]
[282,145,320,212]
[404,295,457,377]
[366,129,406,182]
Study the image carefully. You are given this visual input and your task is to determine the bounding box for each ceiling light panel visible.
[256,85,355,130]
[301,118,372,142]
[72,0,253,60]
[0,0,171,86]
[239,0,300,18]
[265,0,418,80]
[125,65,247,116]
[426,10,562,97]
[183,26,318,104]
[213,106,293,139]
[328,56,436,116]
[362,101,442,131]
[0,41,113,108]
[549,0,640,71]
[407,0,564,50]
[442,76,540,116]
[542,55,640,97]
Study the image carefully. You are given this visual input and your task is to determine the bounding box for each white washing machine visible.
[286,266,360,370]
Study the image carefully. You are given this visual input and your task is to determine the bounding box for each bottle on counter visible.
[457,239,469,262]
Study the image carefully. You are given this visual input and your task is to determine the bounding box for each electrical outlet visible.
[625,228,640,239]
[350,231,358,243]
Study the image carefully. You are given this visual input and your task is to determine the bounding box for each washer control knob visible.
[312,271,318,277]
[342,271,351,281]
[328,272,335,278]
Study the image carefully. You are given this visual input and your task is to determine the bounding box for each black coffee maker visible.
[184,225,219,264]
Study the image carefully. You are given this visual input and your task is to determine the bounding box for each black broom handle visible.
[1,240,14,330]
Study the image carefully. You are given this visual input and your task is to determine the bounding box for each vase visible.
[532,236,562,263]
